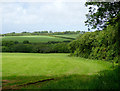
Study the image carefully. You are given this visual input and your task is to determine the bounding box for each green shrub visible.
[11,44,33,53]
[23,40,30,44]
[2,41,15,47]
[2,46,10,52]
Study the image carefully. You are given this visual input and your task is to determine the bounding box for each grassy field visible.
[1,35,71,43]
[2,53,118,89]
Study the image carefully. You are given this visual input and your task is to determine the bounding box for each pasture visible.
[1,35,71,43]
[2,53,118,89]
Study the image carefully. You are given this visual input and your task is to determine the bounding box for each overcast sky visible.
[1,0,89,34]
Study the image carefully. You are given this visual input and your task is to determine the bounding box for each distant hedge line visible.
[1,31,85,36]
[1,41,70,53]
[68,22,120,63]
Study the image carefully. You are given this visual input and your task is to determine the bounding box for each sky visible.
[1,0,90,34]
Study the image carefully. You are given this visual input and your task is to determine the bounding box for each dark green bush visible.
[2,46,10,52]
[11,44,33,53]
[52,43,70,53]
[2,41,15,47]
[23,40,30,44]
[14,41,19,44]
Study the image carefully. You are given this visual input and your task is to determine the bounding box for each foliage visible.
[2,31,84,36]
[85,1,120,30]
[84,1,120,64]
[52,43,69,53]
[2,46,10,52]
[11,44,33,53]
[2,41,70,53]
[23,40,30,44]
[69,22,119,62]
[1,34,76,53]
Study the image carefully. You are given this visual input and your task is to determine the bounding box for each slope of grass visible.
[2,53,117,89]
[2,35,70,43]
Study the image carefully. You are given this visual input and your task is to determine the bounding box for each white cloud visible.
[0,0,87,3]
[2,2,87,24]
[2,3,39,24]
[1,1,89,33]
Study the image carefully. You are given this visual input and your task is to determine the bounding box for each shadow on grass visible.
[2,67,119,90]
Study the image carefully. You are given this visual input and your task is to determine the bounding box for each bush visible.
[2,46,10,52]
[14,41,19,44]
[32,44,52,53]
[23,40,30,44]
[11,44,33,53]
[52,43,70,53]
[2,41,15,47]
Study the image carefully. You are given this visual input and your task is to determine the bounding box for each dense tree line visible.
[1,31,86,36]
[1,40,70,53]
[69,22,119,63]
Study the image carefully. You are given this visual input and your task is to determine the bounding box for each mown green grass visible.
[1,35,70,43]
[2,53,118,89]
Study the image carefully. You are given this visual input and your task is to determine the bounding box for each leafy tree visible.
[22,31,28,33]
[85,0,120,64]
[40,31,48,33]
[49,31,53,33]
[23,40,30,44]
[85,1,120,30]
[2,46,9,52]
[2,41,15,47]
[14,41,19,44]
[12,44,33,53]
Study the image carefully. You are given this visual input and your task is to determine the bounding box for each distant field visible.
[1,35,71,43]
[54,34,80,38]
[2,53,115,89]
